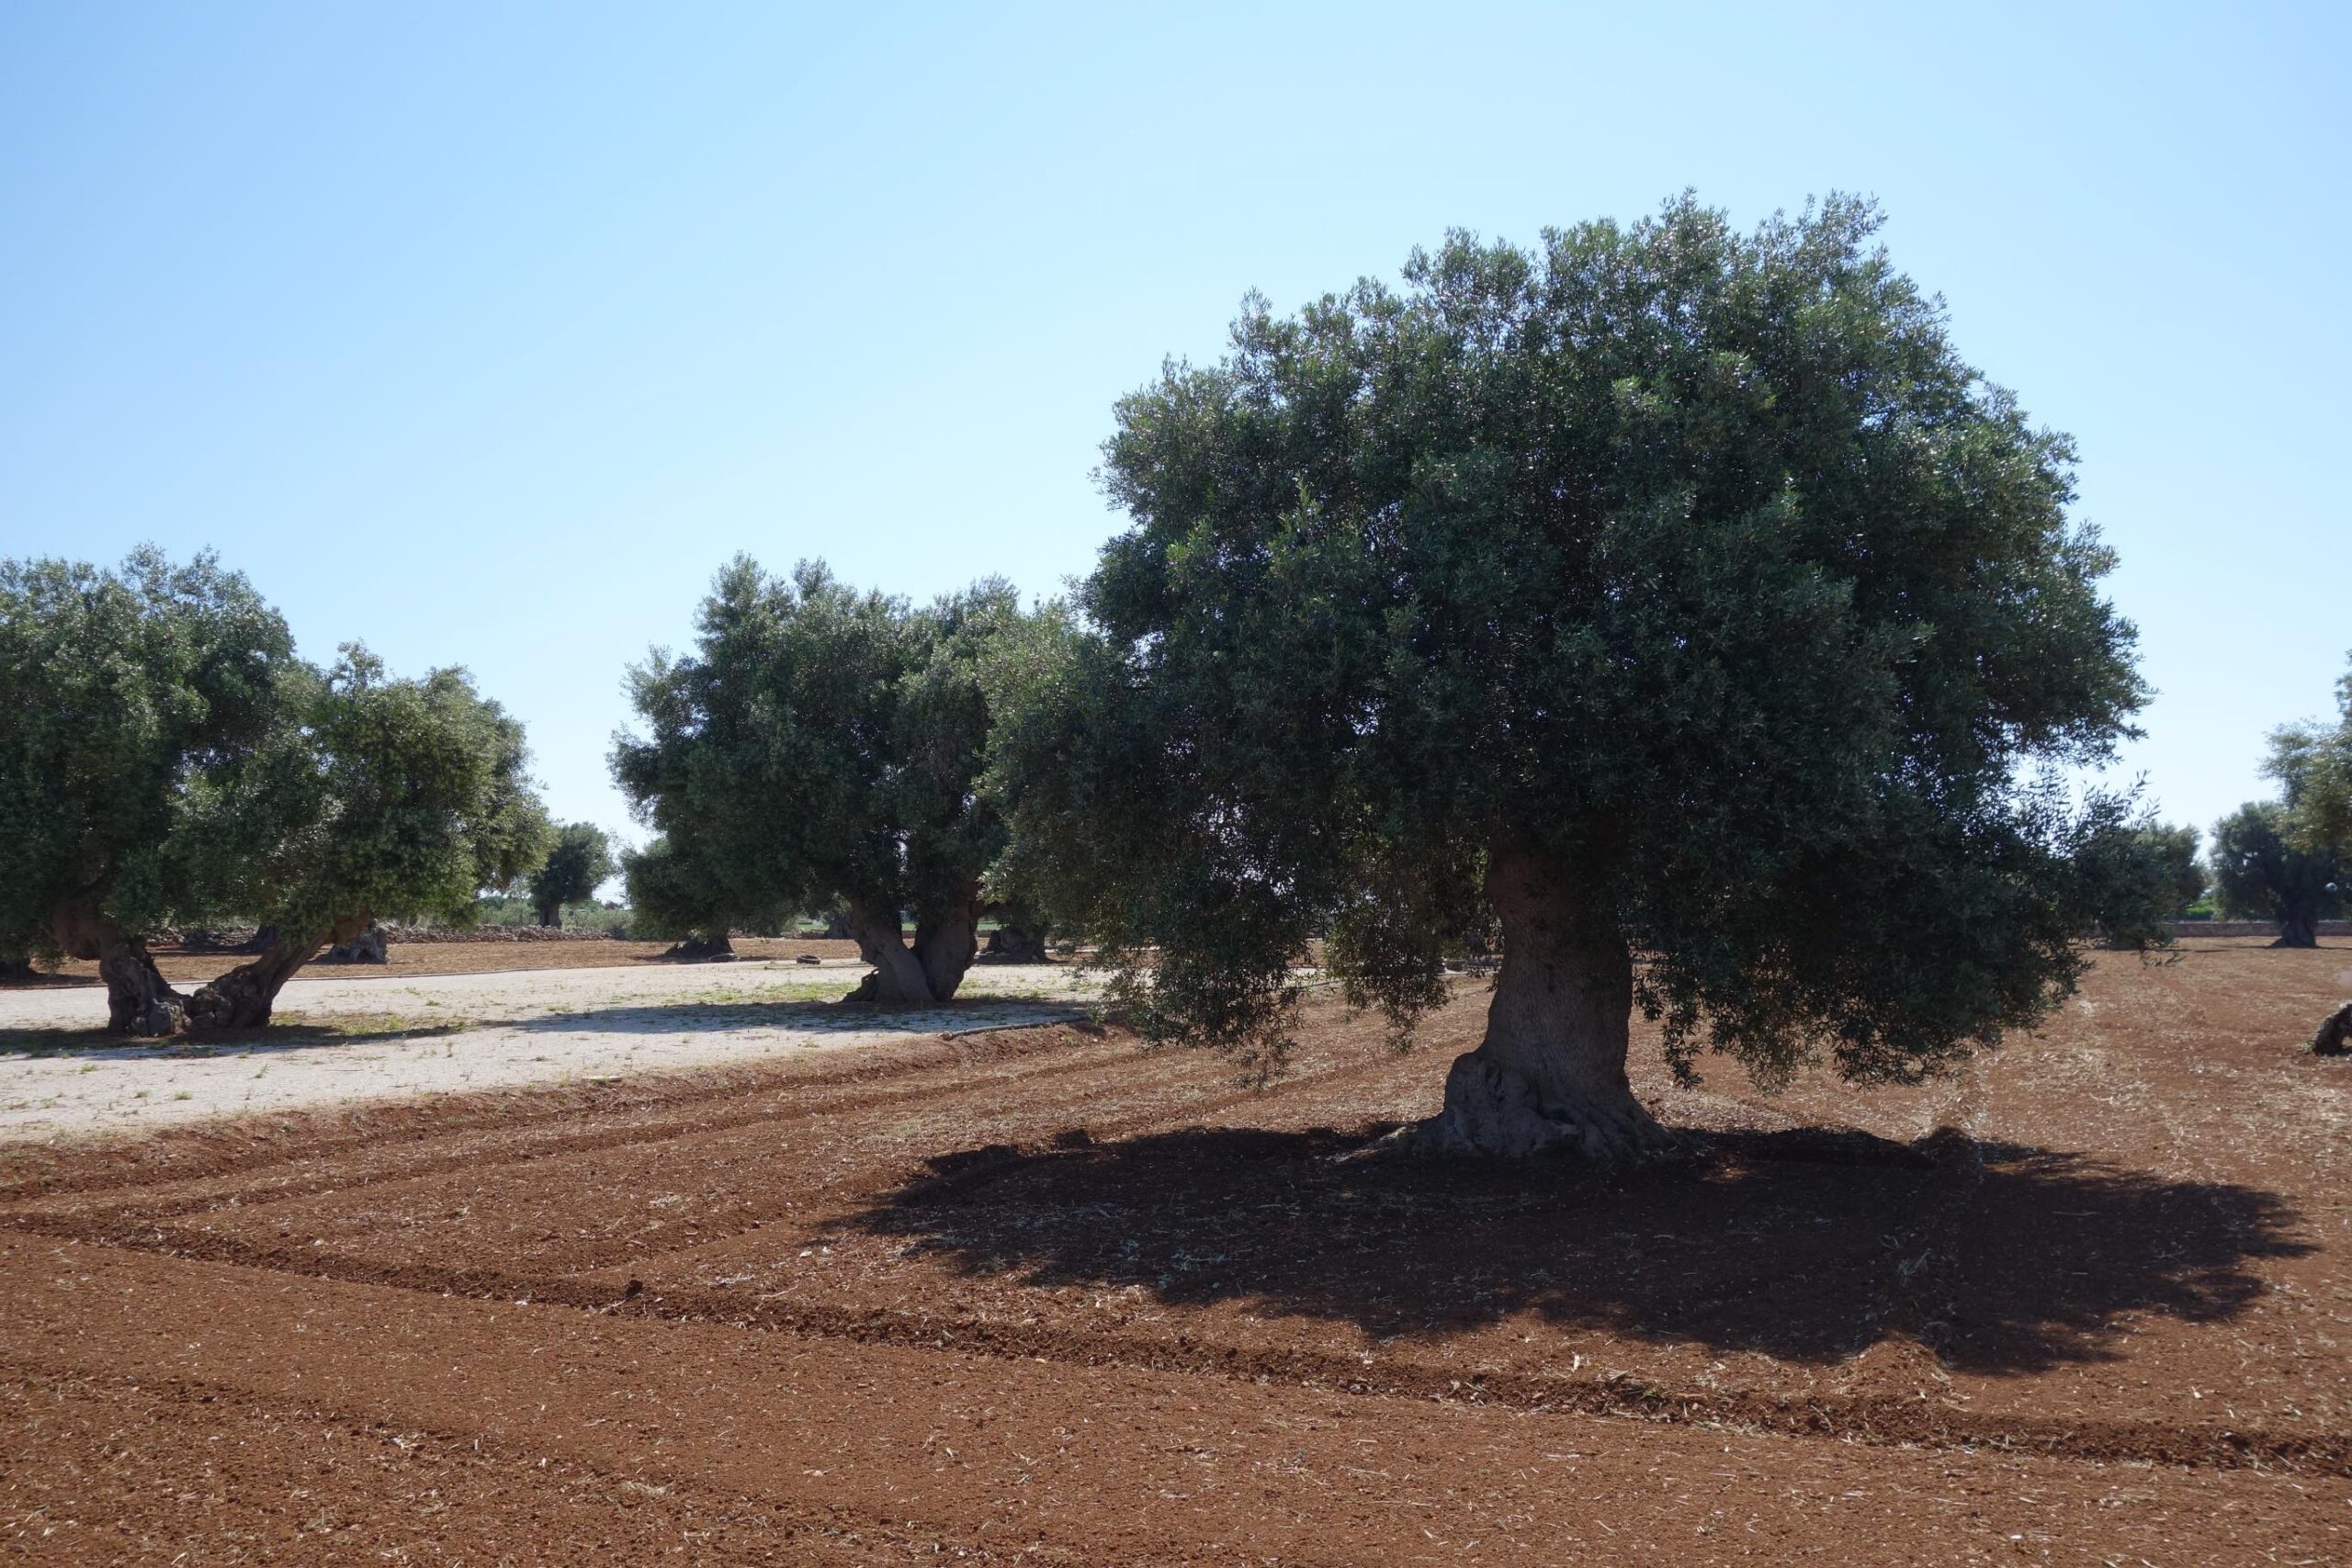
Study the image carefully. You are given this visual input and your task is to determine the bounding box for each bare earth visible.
[1,936,2348,1562]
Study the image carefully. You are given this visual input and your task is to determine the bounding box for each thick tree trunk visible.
[2312,1002,2352,1057]
[0,947,33,982]
[662,931,736,961]
[186,912,368,1032]
[1397,842,1672,1163]
[980,920,1052,964]
[51,901,185,1036]
[2274,905,2320,949]
[913,883,983,1002]
[843,899,936,1006]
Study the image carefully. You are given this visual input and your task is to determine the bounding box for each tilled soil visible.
[3,937,2348,1562]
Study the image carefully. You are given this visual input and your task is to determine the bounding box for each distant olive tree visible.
[991,197,2151,1160]
[2211,802,2343,949]
[614,560,1035,1003]
[530,822,616,927]
[2268,652,2352,859]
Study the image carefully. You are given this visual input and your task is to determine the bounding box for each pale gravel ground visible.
[0,960,1099,1145]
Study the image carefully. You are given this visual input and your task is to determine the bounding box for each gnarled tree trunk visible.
[1398,841,1673,1163]
[51,900,184,1036]
[843,898,937,1006]
[913,882,983,1001]
[980,919,1052,964]
[186,911,369,1032]
[2274,904,2320,949]
[662,931,735,961]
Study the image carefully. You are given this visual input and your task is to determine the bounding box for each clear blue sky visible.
[4,2,2346,869]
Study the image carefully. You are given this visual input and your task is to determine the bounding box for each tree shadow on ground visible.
[506,999,1091,1036]
[836,1124,2312,1375]
[0,1021,467,1058]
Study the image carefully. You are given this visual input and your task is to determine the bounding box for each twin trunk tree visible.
[844,883,982,1006]
[53,900,375,1036]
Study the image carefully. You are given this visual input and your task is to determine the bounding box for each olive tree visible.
[2211,802,2343,949]
[613,559,1025,1004]
[0,549,300,1033]
[2268,653,2352,859]
[992,197,2148,1160]
[530,822,616,927]
[181,649,552,1028]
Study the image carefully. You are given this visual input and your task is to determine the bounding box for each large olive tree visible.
[182,649,552,1028]
[0,549,300,1033]
[614,559,1028,1004]
[993,197,2148,1160]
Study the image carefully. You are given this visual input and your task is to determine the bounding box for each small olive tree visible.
[614,560,1030,1003]
[0,549,300,1032]
[2211,802,2344,949]
[530,822,616,927]
[2268,653,2352,859]
[993,197,2150,1160]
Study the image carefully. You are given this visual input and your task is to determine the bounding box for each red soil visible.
[4,936,2348,1562]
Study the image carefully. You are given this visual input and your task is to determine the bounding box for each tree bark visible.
[980,919,1052,964]
[843,898,936,1006]
[1397,840,1672,1163]
[913,882,983,1002]
[2274,904,2320,949]
[51,900,184,1036]
[186,911,368,1032]
[662,931,735,961]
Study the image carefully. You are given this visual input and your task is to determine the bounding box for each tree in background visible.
[2211,802,2344,949]
[993,198,2149,1160]
[180,649,552,1028]
[616,833,786,957]
[615,560,1031,1003]
[530,822,616,927]
[2074,821,2203,947]
[2267,652,2352,861]
[0,549,300,1032]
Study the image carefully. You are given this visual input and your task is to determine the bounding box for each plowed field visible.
[4,937,2348,1563]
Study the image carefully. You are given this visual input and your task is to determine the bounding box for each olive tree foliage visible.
[2073,820,2202,948]
[2211,802,2344,950]
[0,549,300,1032]
[2267,652,2352,860]
[530,822,616,927]
[616,833,789,954]
[989,197,2149,1159]
[180,648,554,1028]
[613,559,1029,1003]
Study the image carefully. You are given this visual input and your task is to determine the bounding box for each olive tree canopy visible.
[2212,801,2343,950]
[181,648,553,1028]
[530,822,616,927]
[0,549,300,1032]
[613,559,1027,1004]
[992,197,2149,1160]
[2267,653,2352,861]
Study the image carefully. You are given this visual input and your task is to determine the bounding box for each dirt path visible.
[2,938,2346,1562]
[0,962,1095,1143]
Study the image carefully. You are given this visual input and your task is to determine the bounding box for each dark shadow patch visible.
[836,1123,2311,1375]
